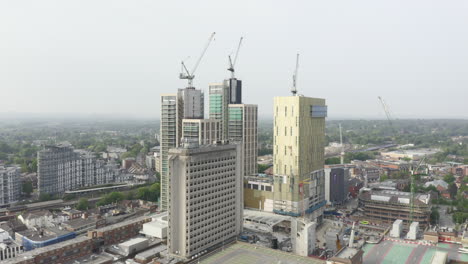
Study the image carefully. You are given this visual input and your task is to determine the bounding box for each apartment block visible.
[160,88,204,211]
[167,143,242,259]
[37,144,122,196]
[272,95,327,218]
[0,165,20,207]
[209,82,230,140]
[228,104,258,176]
[182,119,221,145]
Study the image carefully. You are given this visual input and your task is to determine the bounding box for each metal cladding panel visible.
[229,79,242,104]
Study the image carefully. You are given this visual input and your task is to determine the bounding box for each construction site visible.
[357,189,432,229]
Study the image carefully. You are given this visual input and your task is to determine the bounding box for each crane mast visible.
[339,123,344,164]
[378,96,416,225]
[179,32,216,88]
[291,53,299,96]
[227,37,243,79]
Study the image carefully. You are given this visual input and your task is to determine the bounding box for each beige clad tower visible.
[272,95,327,218]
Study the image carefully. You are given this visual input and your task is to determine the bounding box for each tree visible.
[22,181,33,196]
[76,198,89,210]
[448,183,458,199]
[97,192,125,206]
[39,193,54,202]
[444,174,456,184]
[325,157,341,165]
[258,164,271,173]
[430,207,440,225]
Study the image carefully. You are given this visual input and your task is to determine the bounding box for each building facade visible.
[167,143,242,259]
[37,145,123,196]
[160,88,204,211]
[208,82,230,140]
[228,104,258,176]
[324,167,350,205]
[182,119,221,145]
[358,189,431,228]
[0,166,20,207]
[272,95,327,218]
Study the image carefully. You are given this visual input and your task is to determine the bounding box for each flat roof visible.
[135,244,166,260]
[94,216,150,233]
[334,246,360,259]
[198,242,324,264]
[119,237,148,247]
[3,236,91,264]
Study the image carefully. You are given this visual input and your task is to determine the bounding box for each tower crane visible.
[179,32,216,88]
[291,53,299,96]
[378,96,421,225]
[227,37,243,79]
[339,123,345,164]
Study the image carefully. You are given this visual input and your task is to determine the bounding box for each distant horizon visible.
[0,111,467,122]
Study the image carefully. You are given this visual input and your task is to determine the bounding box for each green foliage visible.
[430,207,440,225]
[452,212,468,224]
[258,164,271,173]
[135,183,160,202]
[258,148,273,156]
[444,174,456,184]
[344,152,375,163]
[448,183,458,199]
[39,193,55,202]
[97,192,125,206]
[63,194,77,201]
[22,181,33,196]
[76,198,89,210]
[325,157,341,165]
[380,175,388,182]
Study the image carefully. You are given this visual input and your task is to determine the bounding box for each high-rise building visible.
[324,166,350,205]
[272,95,327,219]
[228,104,258,176]
[37,144,122,196]
[227,78,242,104]
[208,82,230,140]
[167,142,242,259]
[0,165,20,207]
[182,119,221,145]
[160,88,204,211]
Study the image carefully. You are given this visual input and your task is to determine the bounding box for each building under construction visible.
[358,189,432,229]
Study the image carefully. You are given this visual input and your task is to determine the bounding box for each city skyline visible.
[1,1,467,120]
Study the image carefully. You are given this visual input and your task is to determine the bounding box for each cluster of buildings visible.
[37,143,153,196]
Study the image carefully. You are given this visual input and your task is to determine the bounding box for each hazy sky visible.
[1,0,467,119]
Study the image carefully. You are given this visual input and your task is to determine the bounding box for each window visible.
[310,105,327,117]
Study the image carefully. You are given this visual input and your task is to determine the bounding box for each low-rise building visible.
[87,216,151,246]
[358,189,431,228]
[18,211,54,229]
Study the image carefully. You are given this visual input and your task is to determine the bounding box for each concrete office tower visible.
[272,95,327,218]
[209,82,230,140]
[227,78,242,104]
[324,167,350,205]
[160,88,204,211]
[0,165,20,207]
[228,104,258,176]
[167,143,242,259]
[182,119,221,145]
